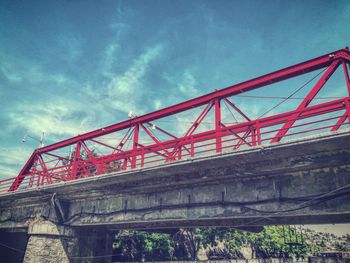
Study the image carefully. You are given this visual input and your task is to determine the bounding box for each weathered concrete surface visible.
[22,220,112,263]
[0,130,350,231]
[23,220,77,263]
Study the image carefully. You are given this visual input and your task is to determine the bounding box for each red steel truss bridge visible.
[1,47,350,193]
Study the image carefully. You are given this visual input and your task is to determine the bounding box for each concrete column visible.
[23,220,78,263]
[23,220,114,263]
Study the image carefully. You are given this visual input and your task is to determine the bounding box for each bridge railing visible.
[2,97,349,195]
[3,47,350,193]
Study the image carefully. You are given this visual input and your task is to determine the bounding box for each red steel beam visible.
[343,62,350,95]
[215,98,222,153]
[271,60,341,142]
[17,96,346,187]
[9,48,350,191]
[79,98,348,166]
[34,48,350,154]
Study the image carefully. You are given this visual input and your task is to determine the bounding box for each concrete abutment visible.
[21,221,113,263]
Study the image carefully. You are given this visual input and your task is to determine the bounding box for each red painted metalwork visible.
[2,47,350,193]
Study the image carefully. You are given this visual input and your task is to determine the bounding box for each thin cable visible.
[2,185,349,259]
[41,182,350,261]
[223,99,238,123]
[0,242,25,254]
[85,141,104,156]
[270,182,350,213]
[61,184,350,225]
[69,253,115,259]
[229,183,350,229]
[125,132,132,150]
[258,68,328,118]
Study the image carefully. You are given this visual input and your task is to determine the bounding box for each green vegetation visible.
[113,231,174,261]
[112,226,346,261]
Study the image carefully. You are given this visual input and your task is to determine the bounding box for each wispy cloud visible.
[0,147,32,179]
[101,43,120,78]
[178,71,199,98]
[7,99,95,140]
[1,42,165,145]
[57,33,83,64]
[0,63,22,83]
[103,44,163,114]
[0,55,73,86]
[153,99,163,110]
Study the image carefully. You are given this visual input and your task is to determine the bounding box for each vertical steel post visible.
[345,99,350,123]
[37,155,52,185]
[141,147,145,167]
[215,98,222,153]
[190,139,194,157]
[343,62,350,95]
[122,158,128,170]
[29,173,34,187]
[256,121,261,145]
[131,124,139,169]
[71,141,81,180]
[178,146,182,160]
[251,128,257,146]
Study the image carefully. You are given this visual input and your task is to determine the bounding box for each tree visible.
[112,226,326,262]
[112,230,173,262]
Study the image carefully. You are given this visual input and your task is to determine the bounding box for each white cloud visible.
[7,99,95,140]
[0,56,74,86]
[0,147,32,179]
[0,64,23,83]
[153,99,163,110]
[0,50,101,143]
[1,41,204,179]
[1,43,165,146]
[178,71,199,98]
[102,43,120,78]
[105,44,163,114]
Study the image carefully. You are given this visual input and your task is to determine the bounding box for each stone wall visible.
[23,235,77,263]
[21,220,113,263]
[23,221,78,263]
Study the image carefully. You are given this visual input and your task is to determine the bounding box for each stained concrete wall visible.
[65,163,350,228]
[0,132,350,263]
[24,235,73,263]
[1,131,350,231]
[21,221,113,263]
[23,221,77,263]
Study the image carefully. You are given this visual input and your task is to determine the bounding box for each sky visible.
[0,1,350,233]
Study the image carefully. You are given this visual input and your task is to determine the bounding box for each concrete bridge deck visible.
[1,130,349,263]
[1,129,350,229]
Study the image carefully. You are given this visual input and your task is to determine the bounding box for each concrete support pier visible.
[23,220,78,263]
[22,220,113,263]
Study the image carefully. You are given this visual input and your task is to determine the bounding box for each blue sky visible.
[0,0,350,179]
